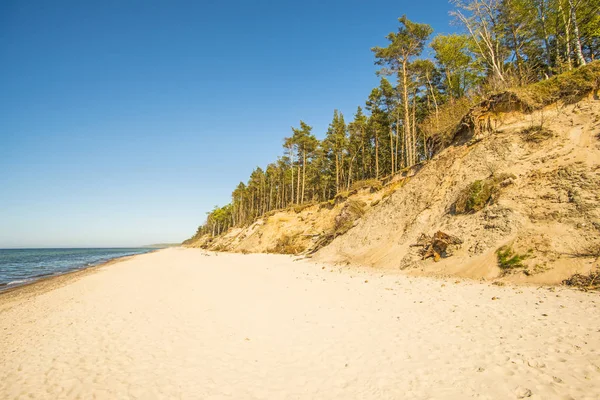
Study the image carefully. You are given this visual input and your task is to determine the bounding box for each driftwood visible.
[562,269,600,291]
[413,231,463,262]
[306,232,335,255]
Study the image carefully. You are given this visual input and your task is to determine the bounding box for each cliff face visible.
[187,67,600,285]
[315,94,600,284]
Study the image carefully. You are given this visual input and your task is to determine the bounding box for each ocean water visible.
[0,248,154,289]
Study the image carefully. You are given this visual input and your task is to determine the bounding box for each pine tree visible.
[372,15,433,167]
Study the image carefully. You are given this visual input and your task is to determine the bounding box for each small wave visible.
[32,272,54,279]
[7,279,32,286]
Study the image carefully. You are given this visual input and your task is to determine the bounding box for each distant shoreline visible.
[0,249,162,307]
[0,248,166,293]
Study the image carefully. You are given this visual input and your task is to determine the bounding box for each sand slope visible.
[188,94,600,285]
[1,248,599,399]
[316,97,600,284]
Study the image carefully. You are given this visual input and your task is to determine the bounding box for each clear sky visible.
[0,0,456,248]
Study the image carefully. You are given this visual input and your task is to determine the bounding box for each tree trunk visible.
[400,124,406,171]
[289,145,295,205]
[296,157,301,205]
[568,0,586,66]
[374,132,379,179]
[401,59,413,166]
[361,135,367,180]
[426,73,439,129]
[281,175,285,209]
[389,128,395,175]
[395,109,401,171]
[347,154,357,189]
[559,1,573,70]
[445,69,454,100]
[301,149,307,204]
[269,177,274,211]
[511,27,525,85]
[412,88,417,163]
[537,0,553,74]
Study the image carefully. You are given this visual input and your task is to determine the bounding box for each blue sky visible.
[0,0,455,248]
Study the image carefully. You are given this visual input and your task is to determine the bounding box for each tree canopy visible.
[191,2,599,239]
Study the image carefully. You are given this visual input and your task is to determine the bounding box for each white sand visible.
[1,248,599,399]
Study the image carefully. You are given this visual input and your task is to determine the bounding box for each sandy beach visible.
[1,248,599,399]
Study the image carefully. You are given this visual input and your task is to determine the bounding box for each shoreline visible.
[0,250,161,311]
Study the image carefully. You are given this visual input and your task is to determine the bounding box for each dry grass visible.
[563,268,600,291]
[290,203,315,214]
[318,200,335,210]
[381,178,409,200]
[271,235,303,255]
[572,242,600,260]
[421,96,477,153]
[513,61,600,109]
[308,199,367,255]
[350,179,383,193]
[334,190,357,203]
[431,62,600,151]
[521,125,554,143]
[334,199,366,235]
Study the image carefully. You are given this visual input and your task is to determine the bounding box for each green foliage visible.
[453,173,514,214]
[371,15,433,74]
[496,246,530,270]
[454,180,495,214]
[431,34,479,98]
[185,5,600,245]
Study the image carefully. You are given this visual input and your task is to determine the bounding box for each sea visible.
[0,248,155,290]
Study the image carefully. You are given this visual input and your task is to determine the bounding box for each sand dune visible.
[1,248,599,399]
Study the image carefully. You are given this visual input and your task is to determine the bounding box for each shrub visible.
[291,203,314,213]
[454,180,493,214]
[272,235,303,255]
[521,125,554,143]
[307,200,367,255]
[346,199,366,217]
[515,61,600,108]
[333,190,353,203]
[496,246,530,271]
[334,199,366,235]
[318,199,335,210]
[421,96,477,153]
[453,173,514,214]
[350,179,383,192]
